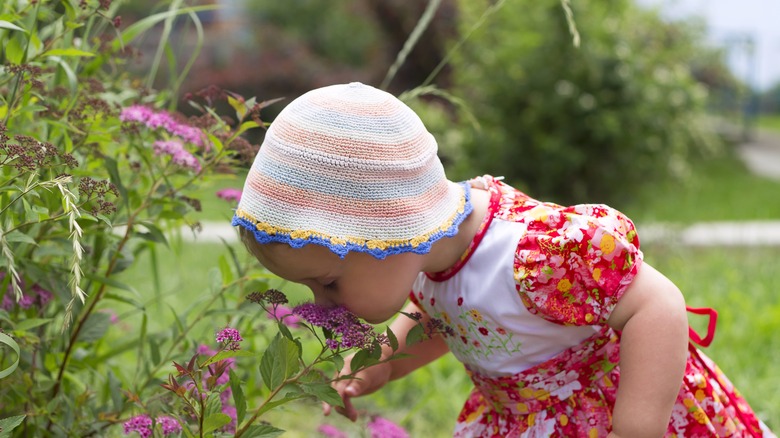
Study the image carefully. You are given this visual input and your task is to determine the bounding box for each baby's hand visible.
[323,353,393,421]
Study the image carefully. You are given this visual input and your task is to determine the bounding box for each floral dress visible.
[409,176,775,438]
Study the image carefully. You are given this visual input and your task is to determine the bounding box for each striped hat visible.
[232,82,472,259]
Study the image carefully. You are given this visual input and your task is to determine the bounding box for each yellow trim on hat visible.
[235,189,467,252]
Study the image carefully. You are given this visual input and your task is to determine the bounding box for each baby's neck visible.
[422,186,491,274]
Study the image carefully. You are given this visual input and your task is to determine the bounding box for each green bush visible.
[449,0,722,204]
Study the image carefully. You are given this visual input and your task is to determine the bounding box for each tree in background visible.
[448,0,723,205]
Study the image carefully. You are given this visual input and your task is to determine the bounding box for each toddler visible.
[232,82,775,437]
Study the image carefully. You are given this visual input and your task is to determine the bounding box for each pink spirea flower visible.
[216,188,242,203]
[267,305,301,328]
[222,405,237,433]
[32,285,53,307]
[318,424,348,438]
[153,140,201,172]
[293,304,384,350]
[367,416,409,438]
[123,414,153,437]
[198,344,217,356]
[1,276,53,311]
[216,327,242,350]
[119,105,154,123]
[120,105,205,147]
[156,416,182,436]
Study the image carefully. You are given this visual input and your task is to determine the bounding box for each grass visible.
[757,113,780,132]
[619,151,780,224]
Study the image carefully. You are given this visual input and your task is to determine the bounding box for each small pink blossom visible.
[156,416,182,436]
[222,405,237,433]
[153,140,201,172]
[216,188,242,203]
[216,327,242,350]
[119,105,154,123]
[267,305,301,328]
[123,414,153,437]
[367,416,409,438]
[120,105,205,147]
[318,424,348,438]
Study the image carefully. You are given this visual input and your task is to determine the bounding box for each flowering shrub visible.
[0,4,415,436]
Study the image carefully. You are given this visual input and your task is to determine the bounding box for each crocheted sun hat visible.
[232,82,472,259]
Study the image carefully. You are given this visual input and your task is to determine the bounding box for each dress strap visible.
[686,306,718,347]
[685,306,763,437]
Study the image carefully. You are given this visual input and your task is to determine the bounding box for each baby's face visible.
[253,243,424,324]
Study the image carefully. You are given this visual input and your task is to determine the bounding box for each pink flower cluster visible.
[216,188,242,203]
[293,304,385,350]
[266,304,301,328]
[318,424,348,438]
[122,414,181,437]
[215,327,242,350]
[1,273,53,312]
[120,105,205,147]
[153,140,201,172]
[367,416,409,438]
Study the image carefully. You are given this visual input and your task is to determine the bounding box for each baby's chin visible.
[357,311,396,325]
[362,315,391,325]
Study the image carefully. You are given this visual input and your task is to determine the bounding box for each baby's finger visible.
[334,395,359,422]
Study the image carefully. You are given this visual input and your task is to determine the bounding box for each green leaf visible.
[206,132,223,153]
[330,353,344,372]
[77,312,111,343]
[204,392,223,417]
[43,48,95,57]
[348,348,371,371]
[300,382,343,408]
[227,95,247,120]
[240,424,285,438]
[405,323,426,347]
[5,33,25,64]
[386,326,399,352]
[259,334,300,390]
[276,321,294,341]
[2,230,37,245]
[0,20,25,32]
[200,349,254,367]
[104,158,128,208]
[235,120,260,136]
[0,415,26,436]
[229,370,246,426]
[108,370,124,411]
[201,413,231,435]
[135,222,169,246]
[50,55,81,94]
[0,333,20,379]
[208,267,222,295]
[218,255,233,285]
[13,318,52,331]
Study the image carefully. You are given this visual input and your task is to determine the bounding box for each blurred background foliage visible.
[117,0,767,206]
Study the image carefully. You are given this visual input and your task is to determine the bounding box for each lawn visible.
[757,114,780,132]
[618,150,780,225]
[106,150,780,436]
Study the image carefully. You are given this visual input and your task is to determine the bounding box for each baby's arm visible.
[324,300,450,421]
[606,262,689,438]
